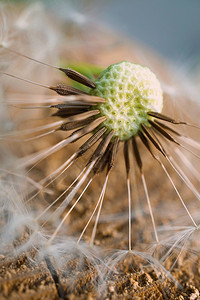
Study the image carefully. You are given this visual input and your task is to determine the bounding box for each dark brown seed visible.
[132,137,142,171]
[139,132,163,165]
[138,131,155,159]
[70,116,106,142]
[62,110,100,123]
[148,111,200,129]
[108,137,119,172]
[77,127,107,157]
[154,120,181,136]
[149,120,179,145]
[124,140,130,176]
[51,103,90,109]
[59,68,96,89]
[59,117,95,131]
[52,108,88,118]
[93,151,109,175]
[141,125,166,156]
[148,111,181,124]
[94,138,118,175]
[88,130,114,164]
[50,84,89,96]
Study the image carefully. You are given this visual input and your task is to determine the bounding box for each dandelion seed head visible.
[90,61,163,140]
[1,2,200,296]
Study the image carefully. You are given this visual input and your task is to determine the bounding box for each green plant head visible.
[90,61,163,141]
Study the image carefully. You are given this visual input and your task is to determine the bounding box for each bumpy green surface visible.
[90,61,163,140]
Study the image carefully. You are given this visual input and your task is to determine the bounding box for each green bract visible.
[90,61,163,140]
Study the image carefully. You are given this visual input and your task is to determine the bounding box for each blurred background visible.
[40,0,200,64]
[4,0,200,63]
[99,0,200,62]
